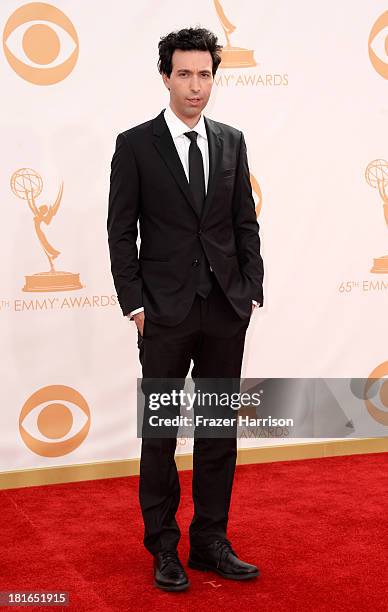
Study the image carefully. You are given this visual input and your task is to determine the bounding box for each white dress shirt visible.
[163,103,209,190]
[127,105,257,319]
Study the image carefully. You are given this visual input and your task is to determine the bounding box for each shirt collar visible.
[164,104,207,141]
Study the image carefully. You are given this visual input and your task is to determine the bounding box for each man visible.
[107,27,264,592]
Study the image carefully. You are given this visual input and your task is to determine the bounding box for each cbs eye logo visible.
[3,2,79,85]
[250,173,262,217]
[363,362,388,426]
[19,385,90,456]
[368,11,388,80]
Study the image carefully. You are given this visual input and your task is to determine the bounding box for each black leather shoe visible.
[188,539,259,580]
[154,550,190,591]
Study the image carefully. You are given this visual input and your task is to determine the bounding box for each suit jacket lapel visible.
[152,110,223,221]
[152,111,197,216]
[202,116,223,223]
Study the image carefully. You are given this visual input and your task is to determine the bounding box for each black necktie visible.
[184,131,205,216]
[184,130,213,298]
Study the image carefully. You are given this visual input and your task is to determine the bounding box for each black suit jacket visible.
[107,109,264,326]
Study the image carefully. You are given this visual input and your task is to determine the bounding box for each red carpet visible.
[1,452,387,611]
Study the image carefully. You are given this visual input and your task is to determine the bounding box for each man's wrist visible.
[126,306,144,320]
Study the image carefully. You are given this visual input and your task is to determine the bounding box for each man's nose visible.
[189,76,201,92]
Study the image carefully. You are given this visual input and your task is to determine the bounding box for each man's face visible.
[162,49,214,121]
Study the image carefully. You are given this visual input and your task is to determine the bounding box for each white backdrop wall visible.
[1,1,387,472]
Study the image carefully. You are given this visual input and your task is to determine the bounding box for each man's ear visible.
[162,72,170,90]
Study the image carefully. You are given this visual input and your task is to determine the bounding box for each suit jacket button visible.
[192,259,199,267]
[197,229,202,236]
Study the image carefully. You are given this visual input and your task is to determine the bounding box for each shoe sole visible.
[188,559,259,580]
[154,580,190,592]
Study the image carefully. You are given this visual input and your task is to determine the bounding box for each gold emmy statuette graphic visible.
[10,168,83,291]
[365,159,388,273]
[213,0,256,68]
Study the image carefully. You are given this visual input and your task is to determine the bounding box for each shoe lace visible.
[158,550,180,570]
[213,539,237,568]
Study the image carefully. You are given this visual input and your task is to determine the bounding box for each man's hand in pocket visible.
[133,312,145,337]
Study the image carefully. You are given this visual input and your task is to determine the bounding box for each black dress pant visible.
[137,277,250,554]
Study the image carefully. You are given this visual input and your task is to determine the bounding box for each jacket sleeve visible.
[232,131,264,307]
[107,133,143,316]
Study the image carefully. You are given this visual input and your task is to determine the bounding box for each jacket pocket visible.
[139,257,170,262]
[221,168,236,177]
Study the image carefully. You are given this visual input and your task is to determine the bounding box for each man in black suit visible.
[107,27,264,591]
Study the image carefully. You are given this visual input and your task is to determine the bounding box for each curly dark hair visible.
[157,27,222,77]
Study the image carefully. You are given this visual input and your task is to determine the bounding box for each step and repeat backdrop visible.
[1,1,387,473]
